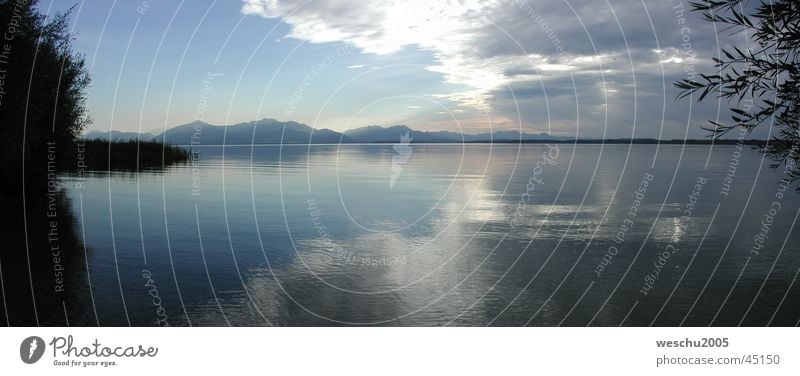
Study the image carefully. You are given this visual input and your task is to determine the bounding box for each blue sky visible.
[47,0,766,139]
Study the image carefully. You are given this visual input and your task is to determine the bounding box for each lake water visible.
[3,144,799,326]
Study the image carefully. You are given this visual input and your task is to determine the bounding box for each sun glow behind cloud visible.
[241,0,510,111]
[238,0,748,138]
[239,0,630,122]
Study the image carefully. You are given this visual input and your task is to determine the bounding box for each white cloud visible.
[241,0,512,111]
[240,0,640,113]
[241,0,727,138]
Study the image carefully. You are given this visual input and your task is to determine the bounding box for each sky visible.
[47,0,764,139]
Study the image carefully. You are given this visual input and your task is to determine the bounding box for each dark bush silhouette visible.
[0,1,188,212]
[70,139,189,171]
[676,0,800,188]
[0,1,90,206]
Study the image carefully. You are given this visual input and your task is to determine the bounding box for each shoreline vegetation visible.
[457,138,767,145]
[92,119,772,146]
[165,138,768,145]
[61,137,765,176]
[62,137,761,175]
[51,138,767,176]
[66,139,190,171]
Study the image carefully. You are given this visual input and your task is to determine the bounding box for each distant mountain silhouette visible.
[82,118,567,145]
[84,130,157,141]
[343,124,567,143]
[344,125,446,143]
[155,118,352,145]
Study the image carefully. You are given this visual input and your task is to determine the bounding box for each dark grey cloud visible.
[242,0,749,138]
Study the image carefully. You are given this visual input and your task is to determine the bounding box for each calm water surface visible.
[3,144,799,326]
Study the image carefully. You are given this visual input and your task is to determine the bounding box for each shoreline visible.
[172,139,767,146]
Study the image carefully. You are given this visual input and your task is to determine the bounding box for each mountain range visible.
[83,118,569,145]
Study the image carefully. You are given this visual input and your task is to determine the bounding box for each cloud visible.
[241,0,734,138]
[242,0,502,109]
